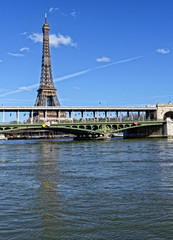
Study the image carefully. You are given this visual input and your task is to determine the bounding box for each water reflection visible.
[156,140,173,192]
[34,143,62,239]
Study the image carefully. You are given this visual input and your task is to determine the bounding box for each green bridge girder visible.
[0,120,164,136]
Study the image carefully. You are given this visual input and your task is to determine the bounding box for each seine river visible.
[1,138,173,240]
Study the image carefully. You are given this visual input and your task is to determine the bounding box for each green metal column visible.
[116,111,118,120]
[93,111,96,122]
[81,111,84,120]
[71,111,73,122]
[2,110,4,124]
[127,111,129,120]
[17,110,19,124]
[142,111,145,121]
[84,111,86,121]
[131,112,133,121]
[31,110,33,124]
[146,111,150,120]
[45,109,47,121]
[58,110,61,122]
[138,111,140,120]
[120,111,122,121]
[104,111,107,121]
[108,111,110,121]
[69,111,71,118]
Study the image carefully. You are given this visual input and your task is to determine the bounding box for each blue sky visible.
[0,0,173,107]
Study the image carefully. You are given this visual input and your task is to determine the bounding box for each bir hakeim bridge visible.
[0,104,173,140]
[1,14,173,140]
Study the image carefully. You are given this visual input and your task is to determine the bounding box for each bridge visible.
[0,119,164,139]
[0,104,169,139]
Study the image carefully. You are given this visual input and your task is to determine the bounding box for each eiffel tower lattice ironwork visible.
[35,13,60,107]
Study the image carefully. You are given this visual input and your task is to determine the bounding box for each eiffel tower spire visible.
[35,13,60,106]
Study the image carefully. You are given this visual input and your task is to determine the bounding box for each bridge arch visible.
[92,125,99,130]
[164,111,173,120]
[79,125,85,129]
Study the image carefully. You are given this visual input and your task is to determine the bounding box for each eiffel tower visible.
[35,13,60,107]
[34,14,65,121]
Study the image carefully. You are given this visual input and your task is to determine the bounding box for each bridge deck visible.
[0,106,157,112]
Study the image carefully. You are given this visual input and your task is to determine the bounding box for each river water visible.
[1,138,173,240]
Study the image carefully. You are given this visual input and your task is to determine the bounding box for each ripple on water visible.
[1,139,173,239]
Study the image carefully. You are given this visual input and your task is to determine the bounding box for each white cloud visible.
[20,47,29,52]
[49,7,58,13]
[0,89,25,97]
[70,10,77,18]
[19,87,32,91]
[95,56,143,70]
[156,48,170,54]
[61,13,68,17]
[20,32,28,35]
[49,7,54,13]
[28,33,76,47]
[73,86,80,90]
[54,69,92,83]
[0,83,39,97]
[50,34,76,47]
[28,33,43,43]
[96,56,111,63]
[8,52,24,57]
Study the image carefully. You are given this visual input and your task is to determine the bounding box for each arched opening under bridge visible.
[164,111,173,120]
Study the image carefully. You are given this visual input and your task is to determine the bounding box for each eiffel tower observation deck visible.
[35,13,60,107]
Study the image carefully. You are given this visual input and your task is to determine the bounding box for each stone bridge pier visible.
[157,101,173,138]
[164,118,173,138]
[124,101,173,139]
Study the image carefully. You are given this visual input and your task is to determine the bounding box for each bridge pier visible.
[164,118,173,138]
[124,125,164,138]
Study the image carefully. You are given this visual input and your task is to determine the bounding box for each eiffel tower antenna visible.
[45,12,47,22]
